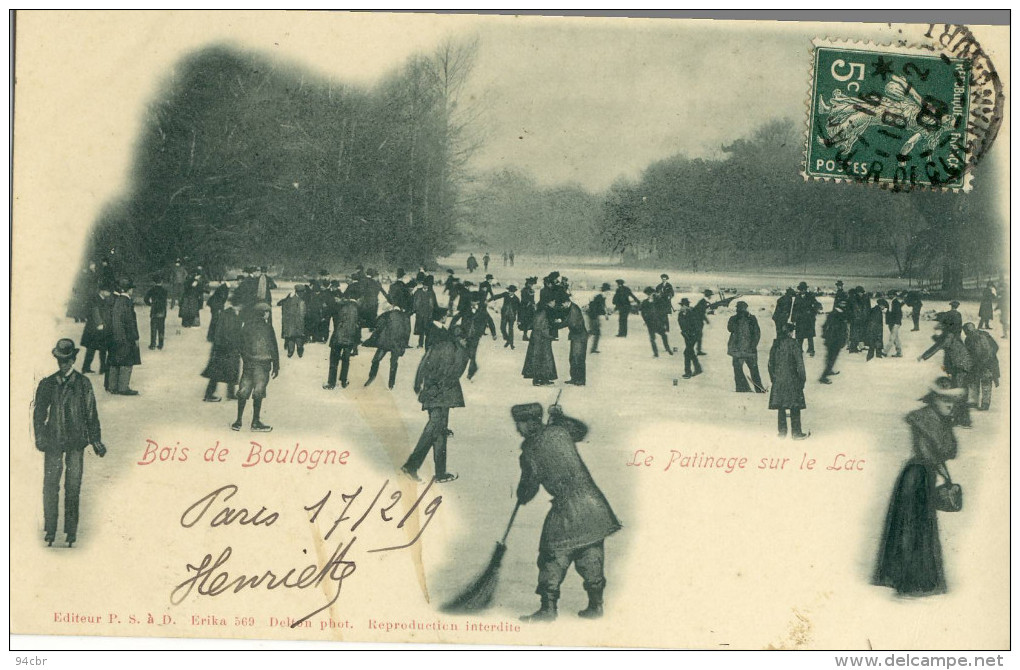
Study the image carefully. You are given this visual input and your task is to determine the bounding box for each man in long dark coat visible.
[324,289,361,390]
[400,326,469,484]
[450,292,496,380]
[205,281,230,343]
[523,297,559,386]
[202,302,241,401]
[819,299,848,384]
[677,298,702,378]
[587,283,610,354]
[639,287,672,358]
[612,279,639,337]
[727,301,764,392]
[654,274,675,329]
[387,268,415,313]
[513,402,621,622]
[978,281,997,330]
[34,338,106,547]
[562,294,589,385]
[866,299,889,361]
[80,286,112,374]
[106,278,141,396]
[772,288,795,340]
[792,282,822,356]
[363,306,412,389]
[769,323,808,439]
[412,275,440,348]
[144,277,168,350]
[491,285,521,349]
[358,268,386,330]
[277,287,307,358]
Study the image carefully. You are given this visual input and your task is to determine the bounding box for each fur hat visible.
[511,402,543,423]
[600,282,612,291]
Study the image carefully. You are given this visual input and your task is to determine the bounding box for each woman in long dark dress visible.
[522,297,558,386]
[873,377,962,597]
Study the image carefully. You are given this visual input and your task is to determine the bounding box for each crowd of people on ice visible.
[42,252,1007,612]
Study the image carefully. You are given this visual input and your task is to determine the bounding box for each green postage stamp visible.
[805,40,988,191]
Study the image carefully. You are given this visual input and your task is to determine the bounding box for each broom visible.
[441,390,562,613]
[440,502,521,613]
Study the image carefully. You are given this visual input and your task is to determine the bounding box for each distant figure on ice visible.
[772,288,795,339]
[363,303,412,389]
[692,290,713,355]
[412,275,440,349]
[677,298,703,379]
[561,294,589,386]
[655,274,675,325]
[904,289,923,332]
[179,269,207,328]
[792,282,822,357]
[523,295,559,386]
[848,286,870,353]
[401,326,469,484]
[483,253,491,273]
[639,287,672,358]
[768,323,808,439]
[873,377,962,597]
[358,268,386,330]
[466,253,479,274]
[819,298,848,384]
[919,315,972,428]
[997,283,1009,338]
[513,401,621,622]
[963,323,999,411]
[233,303,279,432]
[727,301,764,393]
[866,299,889,361]
[587,283,611,354]
[324,288,361,390]
[509,250,515,266]
[80,285,112,375]
[612,279,639,337]
[169,259,187,310]
[518,277,538,342]
[277,287,307,359]
[202,300,241,402]
[34,338,106,548]
[450,292,496,380]
[143,276,167,351]
[503,251,509,266]
[107,278,141,396]
[491,284,521,349]
[978,281,997,330]
[886,291,904,357]
[206,281,230,343]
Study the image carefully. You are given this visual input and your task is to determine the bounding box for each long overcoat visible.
[517,416,621,552]
[522,309,558,380]
[768,336,806,410]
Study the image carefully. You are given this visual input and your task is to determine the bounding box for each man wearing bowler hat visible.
[233,302,279,432]
[34,339,106,547]
[587,283,611,354]
[107,277,141,396]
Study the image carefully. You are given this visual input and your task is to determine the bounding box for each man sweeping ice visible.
[512,401,622,622]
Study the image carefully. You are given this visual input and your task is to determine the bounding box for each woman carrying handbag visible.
[873,377,964,597]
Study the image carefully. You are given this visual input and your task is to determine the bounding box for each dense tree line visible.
[462,168,603,255]
[595,120,1003,289]
[87,40,481,278]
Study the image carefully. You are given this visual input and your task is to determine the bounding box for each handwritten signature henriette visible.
[170,479,442,627]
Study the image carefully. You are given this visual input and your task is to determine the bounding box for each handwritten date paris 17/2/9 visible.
[170,479,442,629]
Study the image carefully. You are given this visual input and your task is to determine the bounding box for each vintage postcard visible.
[10,11,1010,653]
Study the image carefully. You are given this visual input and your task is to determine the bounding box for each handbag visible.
[934,465,963,513]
